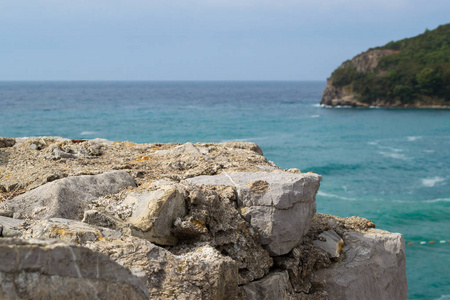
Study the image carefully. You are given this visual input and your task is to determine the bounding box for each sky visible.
[1,0,449,81]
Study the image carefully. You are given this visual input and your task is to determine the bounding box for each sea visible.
[0,81,449,299]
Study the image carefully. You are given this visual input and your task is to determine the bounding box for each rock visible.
[122,184,186,246]
[82,209,175,243]
[0,137,15,148]
[311,229,408,300]
[0,216,25,237]
[52,147,78,159]
[1,171,136,220]
[25,216,239,299]
[313,230,344,258]
[0,210,14,218]
[82,209,126,231]
[89,138,115,146]
[173,186,273,284]
[86,236,238,300]
[0,238,148,299]
[241,270,292,300]
[26,218,111,244]
[219,141,264,156]
[186,171,321,255]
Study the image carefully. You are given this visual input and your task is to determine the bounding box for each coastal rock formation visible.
[321,49,397,107]
[321,24,450,108]
[0,137,408,299]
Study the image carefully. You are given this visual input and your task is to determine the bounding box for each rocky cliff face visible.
[0,137,408,299]
[321,49,397,107]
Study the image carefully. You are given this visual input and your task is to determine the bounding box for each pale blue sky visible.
[1,0,449,80]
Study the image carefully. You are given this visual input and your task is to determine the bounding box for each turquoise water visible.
[1,81,449,299]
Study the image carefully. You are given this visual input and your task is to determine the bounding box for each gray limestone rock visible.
[26,218,112,244]
[82,209,126,231]
[86,236,238,300]
[123,184,186,246]
[241,270,292,300]
[1,171,136,220]
[0,238,148,300]
[0,216,25,237]
[186,171,321,255]
[311,229,408,300]
[23,216,238,299]
[89,138,115,146]
[313,230,344,258]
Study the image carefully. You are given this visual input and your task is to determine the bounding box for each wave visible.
[423,198,450,203]
[422,176,446,187]
[407,136,422,142]
[379,151,407,160]
[378,145,404,152]
[317,104,381,109]
[80,131,97,136]
[220,136,269,143]
[434,295,450,300]
[310,115,320,118]
[393,198,450,204]
[317,191,356,201]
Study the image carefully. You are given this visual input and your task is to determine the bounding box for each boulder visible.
[311,229,408,300]
[86,236,239,300]
[0,238,148,299]
[241,270,292,300]
[186,171,321,255]
[1,171,136,220]
[122,184,186,246]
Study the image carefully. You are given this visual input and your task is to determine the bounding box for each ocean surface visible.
[1,81,449,299]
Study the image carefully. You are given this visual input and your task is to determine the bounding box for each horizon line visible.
[0,79,326,83]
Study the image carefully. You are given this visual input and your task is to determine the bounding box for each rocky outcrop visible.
[321,49,397,107]
[0,137,408,299]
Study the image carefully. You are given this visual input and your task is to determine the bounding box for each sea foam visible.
[422,177,445,188]
[317,191,356,201]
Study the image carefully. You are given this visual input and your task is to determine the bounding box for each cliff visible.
[0,137,408,299]
[321,23,450,108]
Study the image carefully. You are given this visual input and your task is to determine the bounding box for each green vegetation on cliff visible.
[331,23,450,105]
